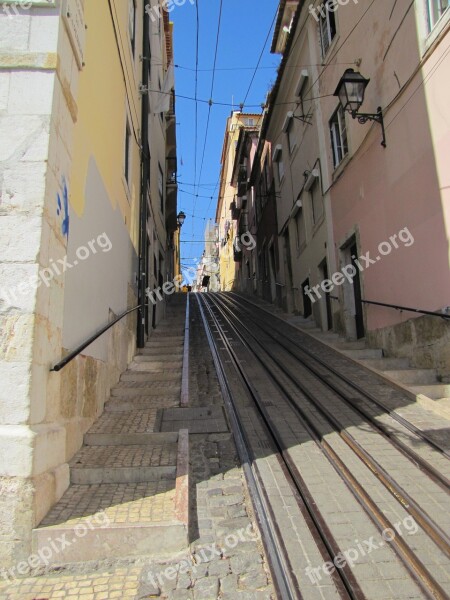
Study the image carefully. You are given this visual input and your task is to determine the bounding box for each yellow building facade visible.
[216,112,261,291]
[0,0,178,566]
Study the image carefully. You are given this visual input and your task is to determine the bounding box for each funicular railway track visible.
[196,292,450,600]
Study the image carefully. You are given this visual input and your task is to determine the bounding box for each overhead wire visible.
[190,0,224,259]
[193,0,200,204]
[196,0,224,190]
[241,7,278,111]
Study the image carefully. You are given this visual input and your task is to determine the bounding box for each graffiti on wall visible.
[56,177,70,240]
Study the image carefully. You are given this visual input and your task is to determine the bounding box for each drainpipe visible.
[138,2,150,348]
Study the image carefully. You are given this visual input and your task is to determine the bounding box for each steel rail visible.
[230,292,450,460]
[213,293,450,560]
[197,294,361,600]
[195,295,300,600]
[205,293,449,600]
[223,294,450,490]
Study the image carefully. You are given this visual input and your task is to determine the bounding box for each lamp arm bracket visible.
[350,107,386,148]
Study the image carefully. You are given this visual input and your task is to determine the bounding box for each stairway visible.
[287,315,450,411]
[32,298,189,565]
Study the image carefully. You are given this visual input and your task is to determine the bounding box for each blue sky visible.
[171,0,281,270]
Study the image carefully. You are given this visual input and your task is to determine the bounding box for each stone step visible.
[33,429,189,564]
[145,335,184,346]
[144,345,184,352]
[133,347,183,362]
[152,327,184,335]
[342,348,384,360]
[139,347,183,356]
[87,409,162,436]
[311,331,341,341]
[144,340,184,349]
[333,340,368,350]
[383,368,438,385]
[118,369,181,387]
[120,363,181,383]
[128,361,182,372]
[361,358,410,370]
[69,443,178,484]
[111,384,179,397]
[32,482,186,563]
[290,319,318,329]
[121,371,181,383]
[133,354,183,364]
[84,432,178,446]
[105,397,179,412]
[410,385,450,400]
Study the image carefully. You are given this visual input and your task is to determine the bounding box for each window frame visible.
[273,146,285,184]
[128,0,137,56]
[124,116,132,187]
[329,105,348,169]
[310,178,324,226]
[295,202,306,251]
[286,117,296,155]
[426,0,450,31]
[158,162,164,214]
[319,8,336,57]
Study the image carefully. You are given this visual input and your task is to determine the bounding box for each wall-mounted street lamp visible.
[177,211,186,228]
[334,69,386,148]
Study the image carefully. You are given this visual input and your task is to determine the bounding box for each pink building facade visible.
[319,0,450,377]
[252,0,450,380]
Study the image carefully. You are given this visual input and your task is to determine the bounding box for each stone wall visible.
[367,314,450,382]
[0,3,139,568]
[0,5,63,567]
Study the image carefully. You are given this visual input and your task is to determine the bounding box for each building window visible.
[319,8,336,56]
[243,118,255,127]
[158,163,164,213]
[129,0,137,55]
[273,145,284,183]
[310,179,323,225]
[427,0,450,30]
[287,118,296,154]
[296,206,305,250]
[330,105,348,168]
[124,117,132,185]
[277,155,285,182]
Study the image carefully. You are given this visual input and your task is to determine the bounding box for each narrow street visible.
[1,293,449,599]
[1,1,450,599]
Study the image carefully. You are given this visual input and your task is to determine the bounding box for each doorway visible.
[320,260,333,330]
[302,278,312,318]
[350,242,365,339]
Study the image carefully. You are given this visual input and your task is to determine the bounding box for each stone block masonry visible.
[0,4,72,569]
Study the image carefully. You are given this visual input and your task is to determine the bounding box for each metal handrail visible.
[329,295,449,319]
[361,299,450,320]
[50,304,145,372]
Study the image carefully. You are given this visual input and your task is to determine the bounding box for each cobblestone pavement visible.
[0,296,275,599]
[40,481,177,527]
[69,442,178,469]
